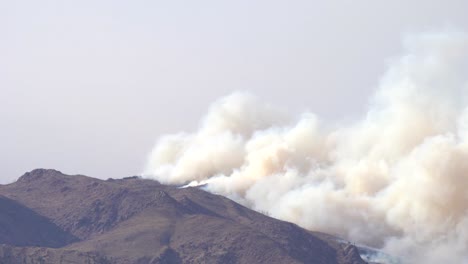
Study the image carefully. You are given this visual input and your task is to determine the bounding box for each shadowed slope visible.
[0,194,76,248]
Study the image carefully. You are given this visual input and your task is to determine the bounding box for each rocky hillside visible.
[0,169,366,264]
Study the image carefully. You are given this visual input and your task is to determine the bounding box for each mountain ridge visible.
[0,169,367,264]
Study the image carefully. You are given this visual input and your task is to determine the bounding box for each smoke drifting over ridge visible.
[144,32,468,263]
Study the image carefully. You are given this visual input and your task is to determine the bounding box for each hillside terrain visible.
[0,169,366,264]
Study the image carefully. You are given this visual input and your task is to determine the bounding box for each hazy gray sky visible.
[1,0,467,182]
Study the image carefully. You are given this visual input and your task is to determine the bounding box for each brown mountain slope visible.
[0,169,366,264]
[0,245,112,264]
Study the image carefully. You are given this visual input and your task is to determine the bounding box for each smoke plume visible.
[144,31,468,263]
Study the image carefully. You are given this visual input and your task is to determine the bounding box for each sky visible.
[1,0,467,183]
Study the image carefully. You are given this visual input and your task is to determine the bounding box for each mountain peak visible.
[18,169,65,182]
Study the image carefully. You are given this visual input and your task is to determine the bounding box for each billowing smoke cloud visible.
[144,31,468,263]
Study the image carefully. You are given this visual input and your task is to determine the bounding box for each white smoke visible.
[144,31,468,263]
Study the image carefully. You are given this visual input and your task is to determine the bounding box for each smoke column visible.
[144,31,468,263]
